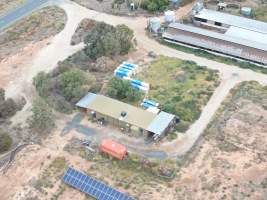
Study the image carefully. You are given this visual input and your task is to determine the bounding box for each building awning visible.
[147,111,175,136]
[75,93,97,108]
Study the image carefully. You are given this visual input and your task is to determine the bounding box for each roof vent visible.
[121,111,127,117]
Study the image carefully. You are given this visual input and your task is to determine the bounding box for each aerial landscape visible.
[0,0,266,199]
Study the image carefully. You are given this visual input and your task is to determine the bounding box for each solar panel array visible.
[63,167,135,200]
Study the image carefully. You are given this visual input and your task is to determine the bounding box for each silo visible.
[164,10,176,23]
[149,17,161,33]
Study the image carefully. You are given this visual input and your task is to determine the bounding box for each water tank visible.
[164,10,176,23]
[149,17,161,33]
[192,2,204,13]
[241,7,252,17]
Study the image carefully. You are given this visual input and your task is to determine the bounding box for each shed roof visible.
[147,111,175,136]
[167,23,267,52]
[77,93,157,130]
[194,9,267,34]
[225,26,267,45]
[75,93,97,108]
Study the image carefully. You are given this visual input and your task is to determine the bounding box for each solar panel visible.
[62,167,135,200]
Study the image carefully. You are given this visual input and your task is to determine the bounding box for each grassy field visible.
[0,0,27,16]
[136,56,220,132]
[254,5,267,22]
[163,41,267,75]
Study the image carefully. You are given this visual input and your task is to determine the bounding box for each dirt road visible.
[4,0,267,156]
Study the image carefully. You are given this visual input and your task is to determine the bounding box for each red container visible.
[100,139,127,160]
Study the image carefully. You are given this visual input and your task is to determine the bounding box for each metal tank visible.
[164,10,176,23]
[149,17,161,33]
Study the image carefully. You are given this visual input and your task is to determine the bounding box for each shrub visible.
[59,68,95,103]
[107,77,142,102]
[0,88,21,119]
[33,72,51,98]
[141,0,169,12]
[175,121,190,133]
[29,98,55,134]
[84,22,133,59]
[0,133,12,154]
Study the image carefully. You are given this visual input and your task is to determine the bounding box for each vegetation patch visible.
[141,0,169,12]
[107,77,142,103]
[0,132,12,154]
[84,22,134,60]
[0,6,66,61]
[71,19,96,45]
[64,141,177,197]
[163,41,267,75]
[0,88,25,121]
[28,97,55,135]
[205,81,267,152]
[33,22,134,114]
[136,56,220,132]
[32,157,68,196]
[254,5,267,22]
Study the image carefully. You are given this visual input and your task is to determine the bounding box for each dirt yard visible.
[173,81,267,199]
[0,6,66,95]
[0,0,27,16]
[1,81,266,200]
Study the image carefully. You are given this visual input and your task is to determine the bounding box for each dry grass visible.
[0,6,66,61]
[0,0,27,16]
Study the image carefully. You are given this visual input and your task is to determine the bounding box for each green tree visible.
[59,69,95,103]
[84,22,133,59]
[29,98,55,134]
[0,88,18,119]
[33,72,51,97]
[107,77,141,102]
[141,0,169,12]
[115,24,134,54]
[0,133,12,154]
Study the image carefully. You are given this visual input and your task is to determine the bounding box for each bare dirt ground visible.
[0,6,67,102]
[1,1,267,199]
[0,6,66,62]
[1,82,266,200]
[0,0,26,16]
[173,82,267,199]
[0,0,267,159]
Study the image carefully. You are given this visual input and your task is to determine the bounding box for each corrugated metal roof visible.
[147,111,175,136]
[194,8,267,34]
[225,26,267,45]
[78,93,157,130]
[167,23,267,52]
[76,93,175,133]
[75,93,97,108]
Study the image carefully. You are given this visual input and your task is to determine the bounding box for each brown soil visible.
[173,82,267,199]
[0,6,66,62]
[70,18,96,45]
